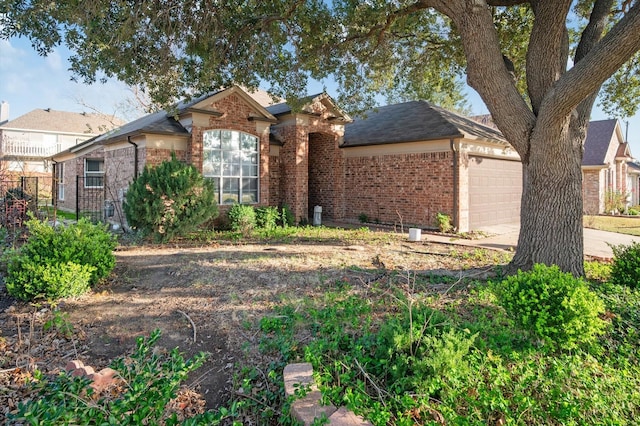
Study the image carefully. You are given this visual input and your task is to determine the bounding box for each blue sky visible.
[2,35,639,155]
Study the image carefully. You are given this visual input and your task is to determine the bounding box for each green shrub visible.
[436,212,453,233]
[374,304,477,395]
[124,153,218,242]
[228,204,256,235]
[492,264,607,350]
[628,208,639,216]
[358,213,369,223]
[5,218,117,301]
[280,204,295,228]
[610,242,640,289]
[255,206,280,230]
[6,261,94,300]
[10,330,229,425]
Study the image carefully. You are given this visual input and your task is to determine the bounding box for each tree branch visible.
[526,1,572,114]
[448,1,535,155]
[542,1,640,123]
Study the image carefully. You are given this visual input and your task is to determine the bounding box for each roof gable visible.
[582,119,620,166]
[266,93,352,122]
[0,109,121,135]
[187,86,277,122]
[343,101,505,147]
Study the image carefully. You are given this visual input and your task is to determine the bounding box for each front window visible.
[85,159,104,188]
[202,130,259,204]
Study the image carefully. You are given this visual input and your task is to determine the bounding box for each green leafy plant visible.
[610,242,640,289]
[10,330,229,425]
[124,153,219,242]
[358,213,369,223]
[228,204,256,235]
[492,264,607,350]
[436,212,453,233]
[605,190,629,214]
[255,206,280,231]
[280,204,295,228]
[4,217,117,301]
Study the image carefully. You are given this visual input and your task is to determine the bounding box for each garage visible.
[468,156,522,229]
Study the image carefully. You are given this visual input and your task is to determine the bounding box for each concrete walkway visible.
[426,224,640,260]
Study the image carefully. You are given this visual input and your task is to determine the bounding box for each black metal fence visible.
[0,177,40,229]
[75,176,105,223]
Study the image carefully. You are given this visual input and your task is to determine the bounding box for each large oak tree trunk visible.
[509,120,585,276]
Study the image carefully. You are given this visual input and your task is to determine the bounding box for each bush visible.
[492,264,607,350]
[6,261,94,300]
[279,204,295,228]
[436,212,453,233]
[228,204,256,235]
[124,153,218,242]
[5,218,117,301]
[610,242,640,289]
[358,213,369,223]
[255,206,280,230]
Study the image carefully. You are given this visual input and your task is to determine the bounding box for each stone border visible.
[283,363,372,425]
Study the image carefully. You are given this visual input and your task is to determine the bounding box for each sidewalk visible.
[425,224,640,260]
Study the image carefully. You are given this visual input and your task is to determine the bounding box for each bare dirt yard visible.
[0,230,503,423]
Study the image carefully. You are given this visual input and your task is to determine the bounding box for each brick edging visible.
[283,363,372,426]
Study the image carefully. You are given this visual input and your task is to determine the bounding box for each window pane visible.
[203,130,220,149]
[223,163,240,176]
[223,150,240,164]
[207,177,220,204]
[86,160,104,172]
[221,130,240,150]
[221,178,239,204]
[203,150,221,176]
[242,164,258,177]
[242,178,258,203]
[241,133,258,151]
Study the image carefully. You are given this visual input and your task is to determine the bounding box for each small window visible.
[85,159,104,188]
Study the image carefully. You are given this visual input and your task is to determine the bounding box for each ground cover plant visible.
[1,227,639,424]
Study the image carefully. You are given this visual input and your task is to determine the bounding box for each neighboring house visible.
[0,104,120,176]
[51,85,520,232]
[582,119,639,213]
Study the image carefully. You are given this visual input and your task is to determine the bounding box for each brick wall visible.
[308,132,344,219]
[270,99,346,222]
[269,153,281,206]
[582,169,602,214]
[344,151,454,228]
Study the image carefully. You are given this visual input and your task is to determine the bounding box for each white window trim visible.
[84,159,105,189]
[202,129,260,205]
[57,163,65,201]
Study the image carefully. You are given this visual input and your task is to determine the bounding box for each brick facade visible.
[343,151,454,228]
[52,87,522,232]
[582,169,602,214]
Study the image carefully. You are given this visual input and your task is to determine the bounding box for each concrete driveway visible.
[428,224,640,260]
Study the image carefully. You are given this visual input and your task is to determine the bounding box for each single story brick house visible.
[51,85,522,232]
[582,119,640,213]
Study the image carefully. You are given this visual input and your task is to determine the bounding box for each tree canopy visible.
[3,0,640,275]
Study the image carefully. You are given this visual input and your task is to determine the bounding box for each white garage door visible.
[468,156,522,229]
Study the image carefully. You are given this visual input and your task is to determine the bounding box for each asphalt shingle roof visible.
[582,119,618,166]
[343,101,505,147]
[1,109,121,135]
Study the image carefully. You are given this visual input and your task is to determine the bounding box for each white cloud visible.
[45,49,63,71]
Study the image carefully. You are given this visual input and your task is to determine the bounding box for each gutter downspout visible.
[450,139,459,231]
[127,136,139,179]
